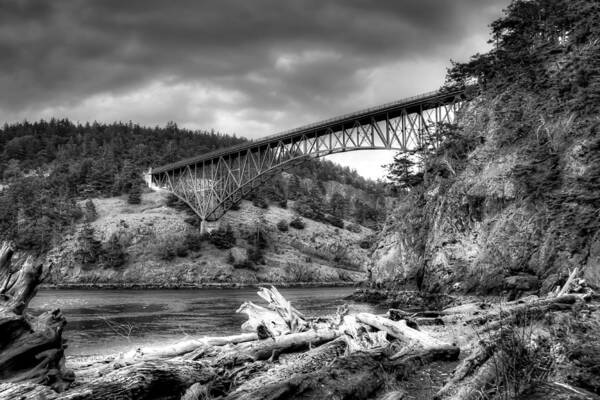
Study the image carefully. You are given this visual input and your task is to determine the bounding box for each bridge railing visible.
[256,88,446,142]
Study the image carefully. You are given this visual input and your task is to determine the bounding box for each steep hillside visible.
[371,0,600,297]
[45,182,378,287]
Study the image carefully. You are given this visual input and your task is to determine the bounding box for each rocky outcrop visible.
[371,100,600,296]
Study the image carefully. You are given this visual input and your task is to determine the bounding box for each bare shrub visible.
[478,307,554,399]
[100,316,134,341]
[284,262,318,282]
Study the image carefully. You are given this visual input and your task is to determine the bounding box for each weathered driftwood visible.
[1,281,469,400]
[119,332,259,363]
[356,313,458,356]
[223,351,387,400]
[61,328,382,400]
[56,360,216,400]
[386,308,445,326]
[0,381,59,399]
[180,382,208,400]
[225,338,347,398]
[376,391,407,400]
[216,328,341,366]
[527,382,600,400]
[442,350,508,400]
[441,302,491,316]
[466,293,584,329]
[0,242,73,392]
[556,267,580,297]
[435,276,592,400]
[434,344,495,399]
[236,286,307,336]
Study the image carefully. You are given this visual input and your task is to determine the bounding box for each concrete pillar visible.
[200,219,207,235]
[143,167,155,189]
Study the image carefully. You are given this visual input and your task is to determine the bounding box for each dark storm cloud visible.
[0,0,507,115]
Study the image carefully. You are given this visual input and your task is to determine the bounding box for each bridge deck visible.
[152,87,464,175]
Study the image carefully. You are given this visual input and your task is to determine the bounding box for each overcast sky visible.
[0,0,510,179]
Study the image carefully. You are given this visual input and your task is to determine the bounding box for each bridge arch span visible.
[148,88,467,225]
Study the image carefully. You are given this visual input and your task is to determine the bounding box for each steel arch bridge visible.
[147,88,467,228]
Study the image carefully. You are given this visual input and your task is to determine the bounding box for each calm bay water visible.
[30,287,384,356]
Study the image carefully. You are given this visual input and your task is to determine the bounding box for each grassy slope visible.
[46,190,373,286]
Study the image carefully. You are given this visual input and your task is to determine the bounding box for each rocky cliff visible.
[371,0,600,296]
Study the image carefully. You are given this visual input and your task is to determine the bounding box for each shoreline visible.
[39,280,363,290]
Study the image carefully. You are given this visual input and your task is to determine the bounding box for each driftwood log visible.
[0,283,467,399]
[1,269,593,400]
[434,272,592,400]
[0,242,73,392]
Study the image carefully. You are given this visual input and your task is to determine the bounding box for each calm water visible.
[30,287,384,356]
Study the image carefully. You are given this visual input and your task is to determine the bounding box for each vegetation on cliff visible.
[380,0,600,295]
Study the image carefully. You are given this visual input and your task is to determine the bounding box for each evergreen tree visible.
[101,233,126,269]
[127,184,142,205]
[210,224,236,249]
[84,199,97,222]
[75,223,102,266]
[329,192,349,219]
[288,174,304,200]
[289,216,305,230]
[386,154,424,190]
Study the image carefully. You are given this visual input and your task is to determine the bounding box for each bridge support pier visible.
[200,218,207,235]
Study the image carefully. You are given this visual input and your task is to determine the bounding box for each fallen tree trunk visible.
[356,313,458,356]
[216,328,341,366]
[2,281,467,400]
[224,338,347,398]
[224,351,387,400]
[0,382,59,400]
[118,332,259,363]
[56,360,216,400]
[466,293,584,328]
[434,344,495,399]
[0,242,73,392]
[50,331,345,400]
[441,350,508,400]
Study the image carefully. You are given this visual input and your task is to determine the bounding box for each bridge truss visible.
[148,88,467,226]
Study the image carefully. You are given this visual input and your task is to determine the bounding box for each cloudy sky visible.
[0,0,510,179]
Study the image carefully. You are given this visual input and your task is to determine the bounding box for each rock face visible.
[371,98,600,295]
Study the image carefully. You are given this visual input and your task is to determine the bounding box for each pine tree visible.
[84,199,97,222]
[75,223,102,266]
[386,154,423,190]
[209,224,236,249]
[127,184,142,205]
[288,174,304,200]
[329,192,349,219]
[101,233,126,269]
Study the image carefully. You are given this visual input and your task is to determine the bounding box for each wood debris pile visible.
[0,240,595,399]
